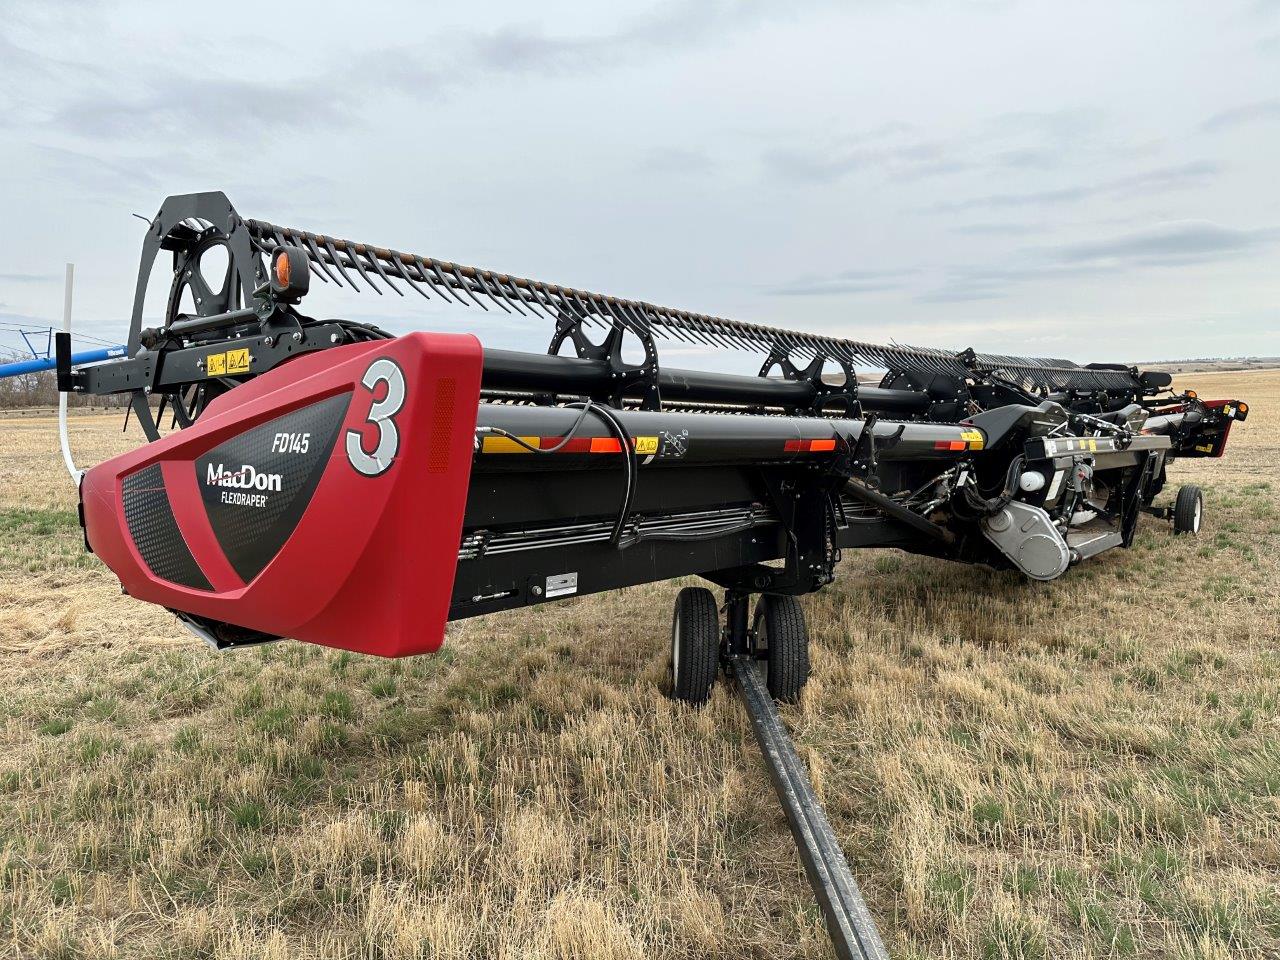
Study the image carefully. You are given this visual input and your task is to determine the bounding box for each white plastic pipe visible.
[59,262,83,485]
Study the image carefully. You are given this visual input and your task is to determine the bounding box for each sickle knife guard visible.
[59,192,1249,959]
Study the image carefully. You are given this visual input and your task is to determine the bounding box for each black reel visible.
[158,232,244,431]
[127,213,265,441]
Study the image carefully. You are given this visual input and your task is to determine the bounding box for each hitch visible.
[717,591,886,959]
[731,657,889,960]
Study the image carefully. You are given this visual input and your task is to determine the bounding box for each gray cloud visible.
[25,144,161,196]
[1200,98,1280,131]
[636,147,717,176]
[915,285,1007,304]
[951,222,1042,236]
[934,160,1219,211]
[763,137,976,185]
[368,1,810,95]
[0,273,58,283]
[50,78,357,142]
[25,1,801,155]
[1052,220,1279,265]
[916,262,1105,303]
[468,3,744,77]
[768,268,918,297]
[918,220,1276,302]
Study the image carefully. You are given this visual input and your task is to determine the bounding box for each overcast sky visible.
[1,0,1277,370]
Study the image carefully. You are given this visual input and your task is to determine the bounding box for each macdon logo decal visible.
[205,463,282,508]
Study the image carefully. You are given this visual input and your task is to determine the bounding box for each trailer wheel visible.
[669,587,720,706]
[753,595,810,704]
[1173,484,1204,535]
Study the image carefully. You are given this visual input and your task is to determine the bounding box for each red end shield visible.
[79,332,483,657]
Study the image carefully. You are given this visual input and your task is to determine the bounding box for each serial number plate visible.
[545,572,578,598]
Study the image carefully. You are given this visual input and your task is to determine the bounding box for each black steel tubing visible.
[843,480,955,544]
[166,307,259,338]
[480,349,931,415]
[471,404,975,472]
[733,659,889,960]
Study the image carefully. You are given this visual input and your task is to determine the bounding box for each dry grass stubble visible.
[0,370,1277,958]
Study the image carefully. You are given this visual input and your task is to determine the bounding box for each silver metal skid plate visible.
[982,502,1071,580]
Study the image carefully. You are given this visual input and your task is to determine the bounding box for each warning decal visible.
[206,347,251,377]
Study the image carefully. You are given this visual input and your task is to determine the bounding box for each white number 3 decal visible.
[346,358,405,477]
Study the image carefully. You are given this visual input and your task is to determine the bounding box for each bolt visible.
[531,585,544,597]
[329,333,341,344]
[292,332,302,342]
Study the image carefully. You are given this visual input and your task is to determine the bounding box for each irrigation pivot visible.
[53,192,1249,953]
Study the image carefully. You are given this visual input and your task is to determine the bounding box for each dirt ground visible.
[0,371,1276,959]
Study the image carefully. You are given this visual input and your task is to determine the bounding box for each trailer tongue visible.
[58,192,1248,957]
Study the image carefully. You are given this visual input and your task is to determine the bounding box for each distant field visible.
[1141,360,1280,375]
[0,371,1276,959]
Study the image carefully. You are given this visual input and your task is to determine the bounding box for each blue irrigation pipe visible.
[0,345,126,380]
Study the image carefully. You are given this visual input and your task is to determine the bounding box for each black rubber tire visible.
[1173,484,1204,536]
[669,587,720,706]
[753,595,810,704]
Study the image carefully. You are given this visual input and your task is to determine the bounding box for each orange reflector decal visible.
[785,438,838,453]
[589,437,623,454]
[934,440,968,451]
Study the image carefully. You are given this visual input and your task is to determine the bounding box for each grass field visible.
[0,371,1277,959]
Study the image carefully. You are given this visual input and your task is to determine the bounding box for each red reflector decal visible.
[426,378,457,474]
[785,438,837,453]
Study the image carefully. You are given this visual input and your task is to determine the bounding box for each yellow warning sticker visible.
[206,348,251,377]
[635,436,659,455]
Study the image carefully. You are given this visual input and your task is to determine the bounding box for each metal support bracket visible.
[849,418,905,488]
[1121,451,1160,547]
[548,307,661,409]
[759,345,859,416]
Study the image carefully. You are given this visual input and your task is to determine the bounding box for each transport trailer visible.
[56,192,1249,958]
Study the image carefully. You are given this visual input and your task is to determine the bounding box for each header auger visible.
[57,192,1248,959]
